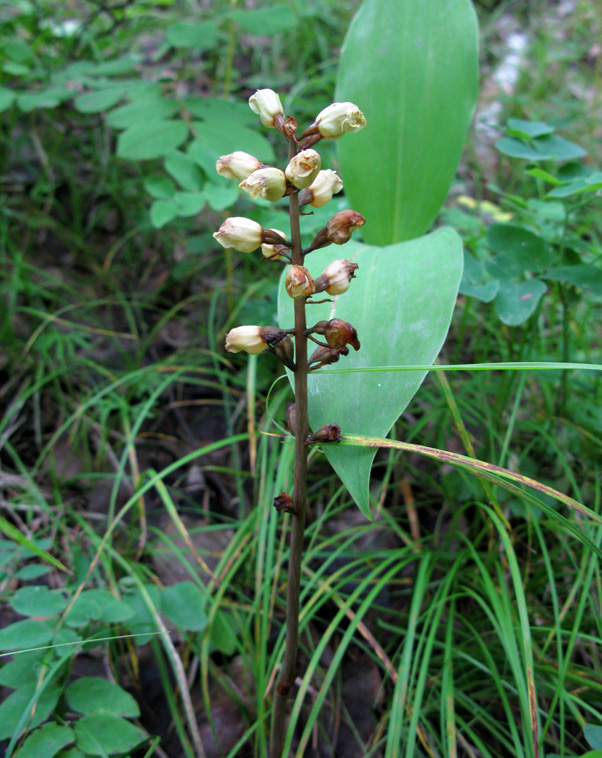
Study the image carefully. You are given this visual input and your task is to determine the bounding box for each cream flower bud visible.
[216,151,262,181]
[249,88,284,128]
[261,229,288,260]
[299,170,343,208]
[285,149,321,190]
[239,167,286,202]
[285,265,315,299]
[314,259,358,295]
[314,102,366,140]
[225,325,269,355]
[213,217,263,253]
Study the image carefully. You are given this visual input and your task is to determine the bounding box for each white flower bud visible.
[285,149,321,190]
[249,89,284,128]
[304,169,343,208]
[314,259,358,295]
[216,151,262,181]
[285,265,315,299]
[314,102,366,140]
[213,217,263,253]
[239,167,287,202]
[225,325,269,355]
[261,229,288,259]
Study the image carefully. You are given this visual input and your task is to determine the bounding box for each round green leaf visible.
[0,683,60,739]
[64,588,134,627]
[278,227,463,516]
[494,279,547,326]
[66,677,140,717]
[174,192,205,217]
[74,714,146,755]
[150,199,178,228]
[11,585,68,617]
[0,651,43,688]
[0,86,16,112]
[0,619,53,651]
[17,87,72,112]
[107,96,177,130]
[209,609,238,655]
[226,5,296,35]
[117,121,188,161]
[166,20,219,49]
[336,0,478,244]
[506,118,555,139]
[496,135,586,162]
[161,581,207,631]
[74,88,125,114]
[16,564,52,580]
[144,175,177,199]
[486,224,553,272]
[16,722,75,758]
[543,264,602,296]
[165,151,204,191]
[585,725,602,751]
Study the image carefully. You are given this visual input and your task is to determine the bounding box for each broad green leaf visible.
[585,726,602,750]
[144,175,176,199]
[150,199,178,228]
[107,96,177,129]
[494,279,547,326]
[0,86,16,112]
[74,713,146,755]
[117,121,188,161]
[66,677,140,717]
[547,171,602,197]
[335,0,478,244]
[184,97,257,127]
[10,585,67,617]
[506,118,555,139]
[166,20,219,49]
[202,183,239,211]
[278,227,463,516]
[0,683,60,739]
[496,134,586,162]
[64,588,134,627]
[486,224,553,272]
[190,120,275,164]
[165,151,204,191]
[209,609,238,655]
[17,87,72,112]
[74,88,125,113]
[0,651,43,688]
[121,584,161,645]
[460,279,499,302]
[173,191,205,217]
[543,265,602,296]
[15,564,52,579]
[16,722,74,758]
[525,167,567,185]
[226,5,297,35]
[161,581,207,631]
[0,619,53,651]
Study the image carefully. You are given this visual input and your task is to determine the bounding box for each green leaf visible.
[106,96,177,129]
[0,516,67,572]
[209,609,238,655]
[543,265,602,296]
[226,5,297,35]
[174,192,205,217]
[165,151,204,191]
[460,279,499,302]
[0,619,53,651]
[585,727,602,751]
[547,171,602,198]
[150,199,178,228]
[161,581,207,632]
[66,677,140,717]
[202,183,239,211]
[15,722,75,758]
[506,118,555,139]
[496,134,587,162]
[335,0,478,244]
[278,227,463,516]
[525,167,567,185]
[121,584,161,645]
[166,20,219,49]
[64,588,134,627]
[74,713,146,755]
[74,88,125,113]
[184,96,258,127]
[0,683,60,739]
[15,564,52,579]
[190,120,275,164]
[144,175,176,199]
[0,651,43,688]
[494,279,547,326]
[486,224,554,272]
[0,86,16,112]
[10,585,68,617]
[117,121,189,161]
[17,87,72,112]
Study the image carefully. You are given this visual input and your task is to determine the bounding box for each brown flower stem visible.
[271,138,309,758]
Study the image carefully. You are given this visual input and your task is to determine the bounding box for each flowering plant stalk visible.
[214,89,366,758]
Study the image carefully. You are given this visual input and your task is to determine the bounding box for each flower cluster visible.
[215,88,366,379]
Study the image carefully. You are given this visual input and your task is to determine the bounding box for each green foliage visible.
[279,228,463,515]
[335,0,478,244]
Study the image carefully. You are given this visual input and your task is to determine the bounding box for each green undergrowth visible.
[1,0,602,757]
